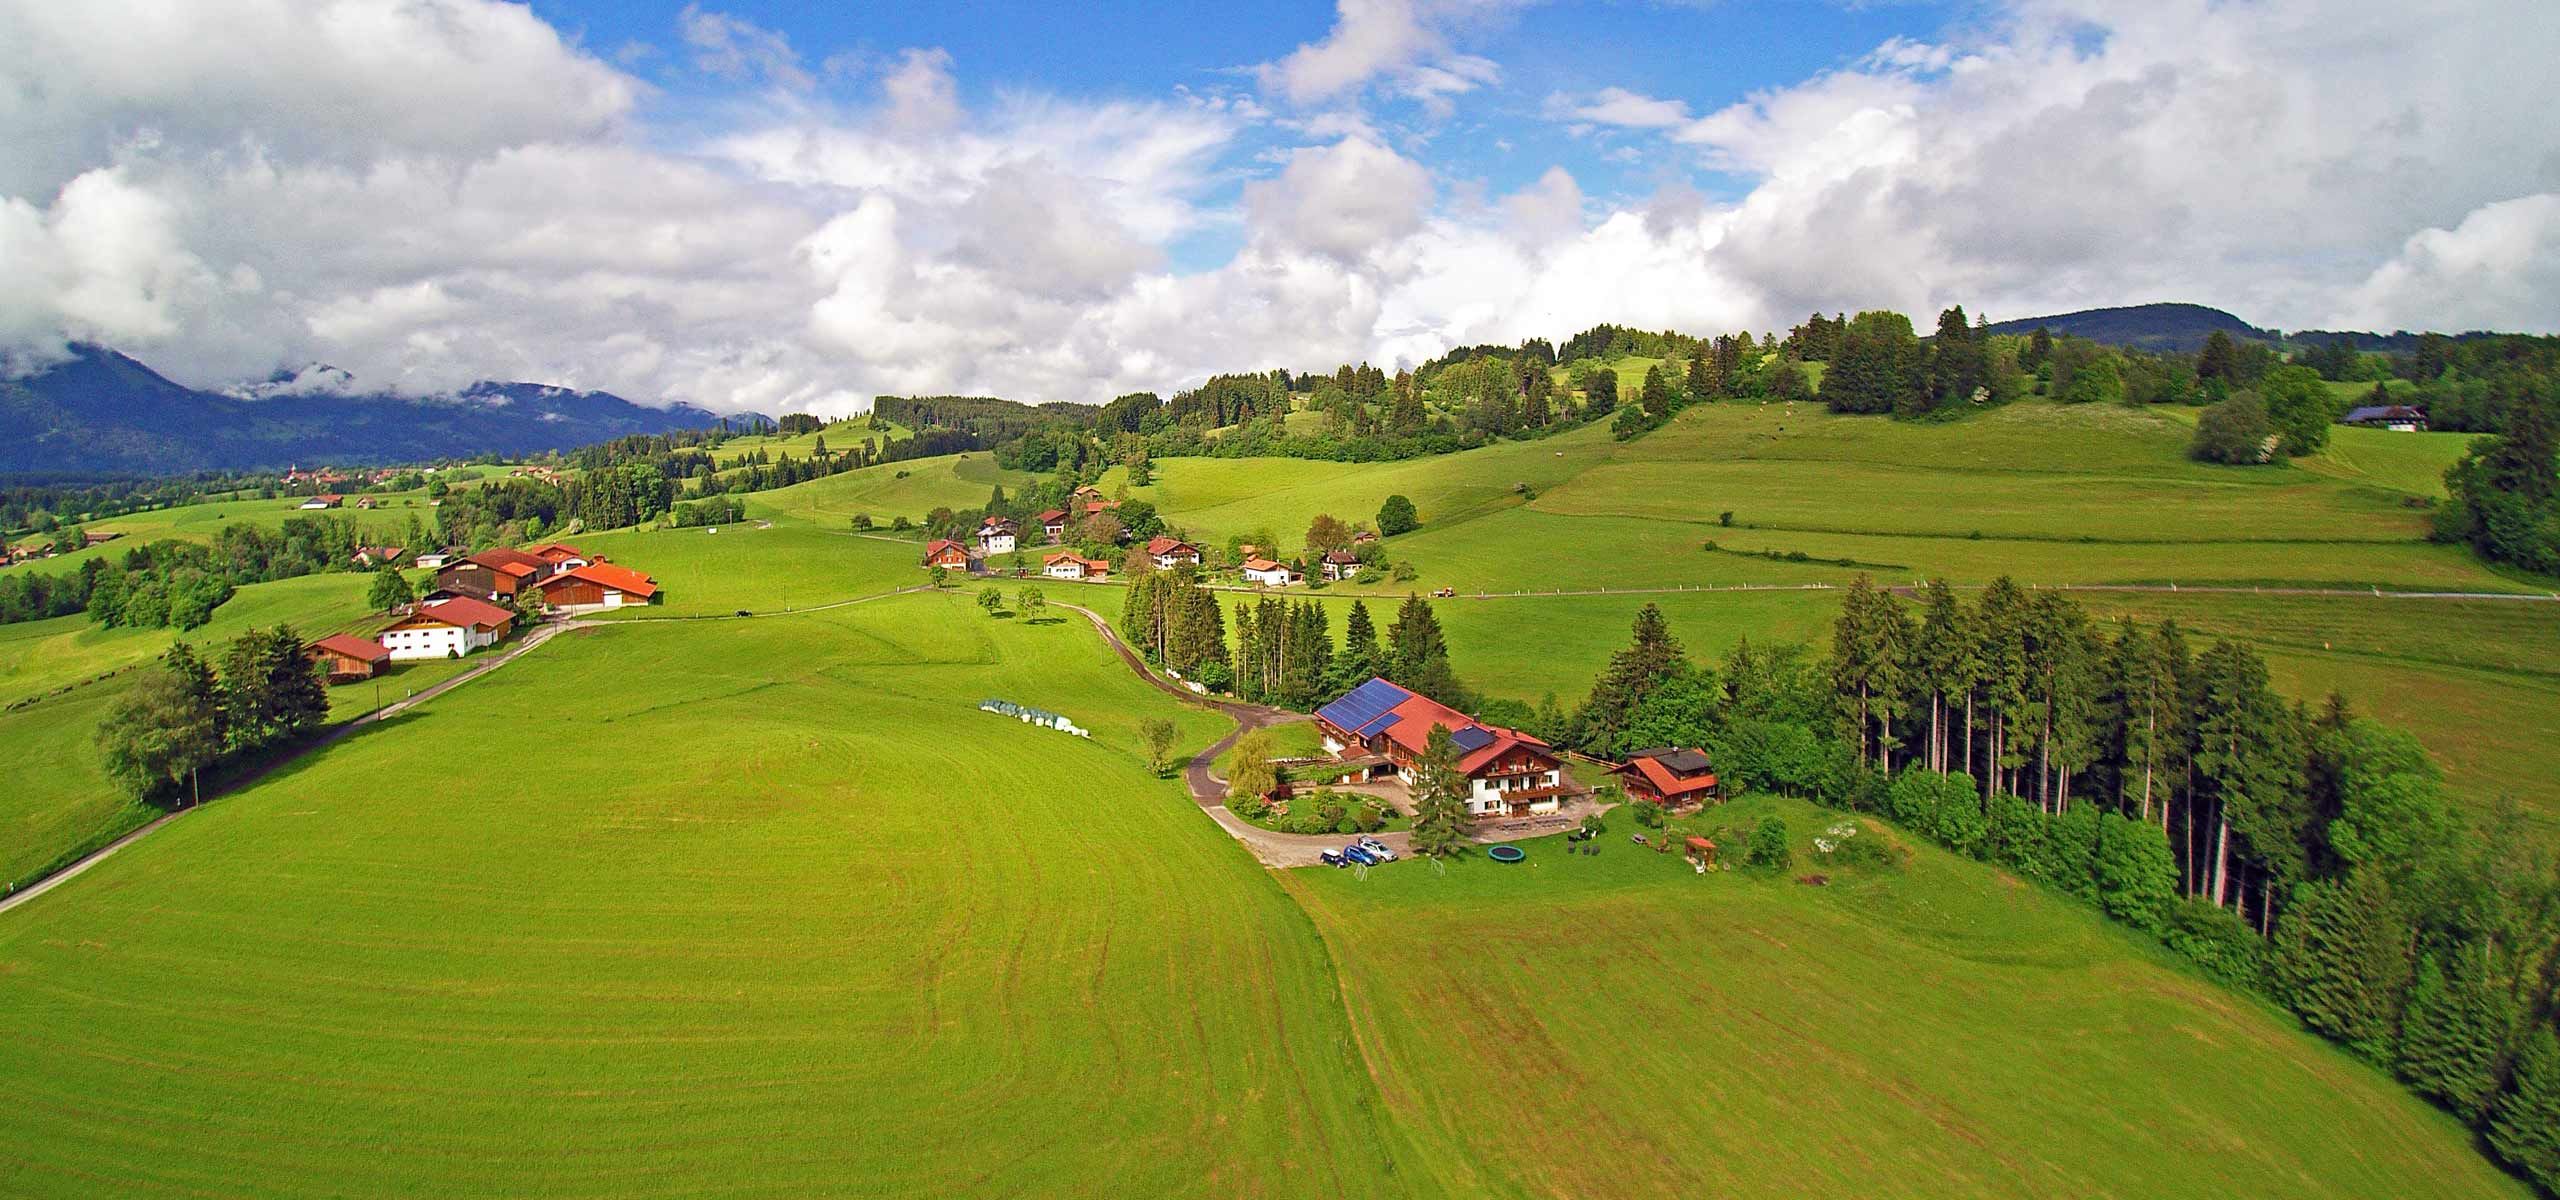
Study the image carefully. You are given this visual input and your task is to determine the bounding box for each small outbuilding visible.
[306,633,389,682]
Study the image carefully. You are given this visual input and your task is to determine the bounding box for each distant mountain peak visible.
[1982,302,2278,353]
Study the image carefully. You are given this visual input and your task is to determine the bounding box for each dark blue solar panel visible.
[1450,726,1495,752]
[1318,678,1409,734]
[1355,712,1403,737]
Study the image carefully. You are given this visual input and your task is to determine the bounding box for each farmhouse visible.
[2343,404,2428,432]
[1145,536,1202,569]
[1038,509,1068,542]
[298,494,343,510]
[1610,746,1720,809]
[435,548,548,601]
[978,517,1019,554]
[523,542,590,570]
[378,596,514,660]
[1042,551,1109,580]
[923,539,976,572]
[351,545,407,568]
[304,633,389,682]
[412,548,462,570]
[1316,678,1574,818]
[1241,557,1296,587]
[536,561,660,611]
[1320,550,1362,581]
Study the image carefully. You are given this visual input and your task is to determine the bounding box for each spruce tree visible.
[1578,603,1687,755]
[2489,1024,2560,1192]
[1386,594,1463,704]
[2273,869,2413,1063]
[1409,726,1470,857]
[2396,942,2519,1121]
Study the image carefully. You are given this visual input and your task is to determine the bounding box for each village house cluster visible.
[302,540,660,679]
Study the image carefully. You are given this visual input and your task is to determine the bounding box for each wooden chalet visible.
[305,633,389,682]
[537,561,659,610]
[977,517,1019,554]
[523,542,590,570]
[1320,550,1362,581]
[351,545,407,568]
[434,547,548,601]
[1038,509,1069,543]
[1042,551,1109,581]
[923,539,976,572]
[298,494,343,509]
[2343,404,2428,432]
[1315,678,1574,818]
[1610,746,1720,809]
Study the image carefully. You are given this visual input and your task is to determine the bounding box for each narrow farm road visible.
[0,617,592,917]
[1054,602,1409,868]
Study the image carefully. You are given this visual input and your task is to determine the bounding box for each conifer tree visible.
[2397,943,2519,1121]
[2488,1024,2560,1192]
[1410,726,1469,857]
[1386,594,1463,704]
[2274,869,2413,1063]
[1831,577,1911,769]
[1579,603,1688,755]
[1910,579,1973,774]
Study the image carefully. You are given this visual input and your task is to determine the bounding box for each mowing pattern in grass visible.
[1284,794,2525,1200]
[0,597,1421,1198]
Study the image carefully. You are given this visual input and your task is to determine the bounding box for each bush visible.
[2191,392,2276,464]
[2164,898,2266,990]
[1335,817,1360,836]
[1745,816,1791,869]
[1631,799,1666,829]
[1390,562,1418,582]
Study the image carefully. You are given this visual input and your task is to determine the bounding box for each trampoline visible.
[1488,845,1526,863]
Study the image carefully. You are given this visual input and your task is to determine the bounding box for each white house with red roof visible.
[1038,509,1069,543]
[378,597,515,660]
[1144,536,1201,569]
[977,516,1018,554]
[1315,678,1573,818]
[1042,551,1109,581]
[923,539,975,572]
[1241,557,1296,587]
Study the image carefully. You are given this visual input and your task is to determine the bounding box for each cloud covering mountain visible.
[1,0,2554,416]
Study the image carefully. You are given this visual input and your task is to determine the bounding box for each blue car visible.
[1342,844,1381,866]
[1319,850,1347,867]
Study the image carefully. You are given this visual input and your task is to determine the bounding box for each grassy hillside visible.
[0,596,1422,1197]
[1287,793,2520,1199]
[744,450,1034,528]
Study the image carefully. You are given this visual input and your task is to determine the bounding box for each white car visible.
[1356,836,1398,862]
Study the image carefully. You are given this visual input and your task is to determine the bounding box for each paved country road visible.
[0,617,592,917]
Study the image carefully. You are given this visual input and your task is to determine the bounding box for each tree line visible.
[0,514,411,629]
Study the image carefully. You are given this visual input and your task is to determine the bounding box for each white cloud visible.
[679,4,813,92]
[5,0,2560,424]
[1254,0,1513,111]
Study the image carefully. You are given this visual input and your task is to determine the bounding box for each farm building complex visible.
[1315,678,1575,818]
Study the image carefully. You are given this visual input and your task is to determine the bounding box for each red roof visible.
[1038,508,1067,523]
[1617,754,1719,798]
[1145,536,1197,557]
[542,561,659,598]
[523,542,586,562]
[924,539,970,562]
[468,547,548,574]
[1361,686,1554,775]
[409,596,515,630]
[1044,551,1108,573]
[1242,557,1285,572]
[308,633,389,663]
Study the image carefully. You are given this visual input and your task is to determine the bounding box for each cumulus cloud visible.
[3,0,2558,419]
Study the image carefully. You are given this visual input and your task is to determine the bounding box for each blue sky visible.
[2,0,2553,412]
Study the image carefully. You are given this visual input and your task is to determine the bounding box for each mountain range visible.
[0,345,746,475]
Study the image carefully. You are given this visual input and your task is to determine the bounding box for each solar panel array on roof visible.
[1317,678,1412,736]
[1450,726,1496,752]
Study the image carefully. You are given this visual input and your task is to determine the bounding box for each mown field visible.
[0,596,1423,1198]
[1286,793,2522,1199]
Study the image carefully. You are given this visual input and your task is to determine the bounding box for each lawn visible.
[573,522,923,619]
[2,489,443,578]
[0,595,1423,1197]
[1283,792,2525,1199]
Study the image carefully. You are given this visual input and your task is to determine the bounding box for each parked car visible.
[1356,836,1398,862]
[1319,849,1347,867]
[1342,844,1381,866]
[1431,587,1457,598]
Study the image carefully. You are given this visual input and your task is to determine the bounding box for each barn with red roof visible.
[537,561,660,611]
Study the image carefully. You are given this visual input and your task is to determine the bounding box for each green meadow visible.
[2,393,2550,1197]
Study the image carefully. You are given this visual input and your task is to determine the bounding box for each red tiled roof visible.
[542,561,658,598]
[1038,508,1067,523]
[1361,687,1554,776]
[924,539,971,562]
[410,596,515,630]
[307,633,389,663]
[1145,536,1197,557]
[523,542,586,562]
[1242,557,1284,572]
[1044,551,1108,573]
